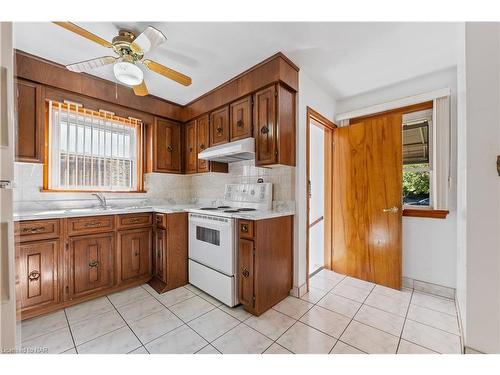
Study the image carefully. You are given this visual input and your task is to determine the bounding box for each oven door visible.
[188,213,235,276]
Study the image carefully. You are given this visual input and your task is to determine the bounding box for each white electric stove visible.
[188,183,272,307]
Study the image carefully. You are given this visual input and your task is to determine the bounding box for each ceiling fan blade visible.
[130,26,167,54]
[142,59,192,86]
[132,81,149,96]
[53,22,113,48]
[66,56,116,73]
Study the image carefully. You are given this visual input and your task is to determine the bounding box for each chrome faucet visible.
[92,193,108,210]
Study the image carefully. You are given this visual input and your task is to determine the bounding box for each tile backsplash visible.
[13,160,295,211]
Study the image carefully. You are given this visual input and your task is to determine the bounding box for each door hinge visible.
[65,241,69,251]
[275,150,278,156]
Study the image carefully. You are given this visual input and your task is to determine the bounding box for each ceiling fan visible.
[53,22,192,96]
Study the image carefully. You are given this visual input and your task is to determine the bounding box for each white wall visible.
[457,23,500,354]
[336,67,458,288]
[295,71,336,291]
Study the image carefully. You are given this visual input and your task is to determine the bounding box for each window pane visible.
[403,164,430,206]
[403,121,429,165]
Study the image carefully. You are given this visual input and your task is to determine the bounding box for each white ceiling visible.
[13,22,459,105]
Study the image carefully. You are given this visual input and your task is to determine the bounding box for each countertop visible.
[14,204,295,221]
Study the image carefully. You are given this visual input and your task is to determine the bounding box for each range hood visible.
[198,137,255,163]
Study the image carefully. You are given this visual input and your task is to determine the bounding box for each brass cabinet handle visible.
[28,270,40,281]
[84,221,102,227]
[241,267,249,278]
[167,145,173,152]
[200,144,205,150]
[21,226,45,234]
[88,260,99,268]
[260,126,269,134]
[382,206,399,213]
[241,224,248,233]
[216,127,223,134]
[156,216,163,224]
[236,120,244,128]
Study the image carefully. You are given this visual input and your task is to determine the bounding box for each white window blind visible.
[48,100,141,191]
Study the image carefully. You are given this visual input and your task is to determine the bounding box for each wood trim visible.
[307,107,337,130]
[309,216,324,228]
[350,101,433,124]
[15,50,183,121]
[403,208,449,219]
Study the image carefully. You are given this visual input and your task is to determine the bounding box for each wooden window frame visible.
[42,100,146,193]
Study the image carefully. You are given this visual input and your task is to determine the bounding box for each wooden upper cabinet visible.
[16,239,59,310]
[209,106,229,146]
[118,227,152,282]
[15,79,44,163]
[68,233,114,299]
[253,84,296,167]
[196,115,210,173]
[230,96,252,141]
[185,120,197,174]
[253,86,276,165]
[152,117,181,173]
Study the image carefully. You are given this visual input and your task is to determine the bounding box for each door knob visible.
[382,206,399,213]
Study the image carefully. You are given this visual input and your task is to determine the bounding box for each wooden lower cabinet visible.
[118,227,152,282]
[237,215,293,316]
[149,212,188,293]
[16,239,59,311]
[68,233,114,300]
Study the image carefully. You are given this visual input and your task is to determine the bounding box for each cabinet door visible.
[154,228,167,284]
[253,85,276,166]
[119,228,152,282]
[209,106,229,146]
[230,96,252,141]
[16,240,59,310]
[154,118,181,173]
[238,239,254,308]
[69,233,114,299]
[15,79,44,163]
[185,120,197,174]
[196,115,210,173]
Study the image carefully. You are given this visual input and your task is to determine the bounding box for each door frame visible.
[306,107,337,291]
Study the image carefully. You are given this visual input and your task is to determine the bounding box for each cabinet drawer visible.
[67,216,115,235]
[238,220,254,239]
[117,213,153,229]
[155,213,167,229]
[15,219,60,242]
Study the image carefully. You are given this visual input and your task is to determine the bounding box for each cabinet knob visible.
[28,270,40,281]
[200,144,205,150]
[88,260,99,268]
[241,267,250,278]
[216,127,223,134]
[236,120,244,128]
[260,126,269,135]
[241,224,248,233]
[167,145,173,152]
[22,226,44,234]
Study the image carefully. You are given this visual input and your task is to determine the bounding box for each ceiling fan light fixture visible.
[113,60,144,86]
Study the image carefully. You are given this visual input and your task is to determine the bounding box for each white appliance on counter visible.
[188,183,272,307]
[0,22,16,352]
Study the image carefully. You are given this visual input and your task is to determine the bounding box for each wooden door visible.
[196,115,210,172]
[185,120,197,173]
[69,233,114,298]
[210,106,229,146]
[16,240,59,309]
[230,96,252,141]
[119,228,152,282]
[154,118,181,173]
[15,79,44,163]
[332,114,402,289]
[154,228,167,283]
[253,85,276,165]
[238,239,254,308]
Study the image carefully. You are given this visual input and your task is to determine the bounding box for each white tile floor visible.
[19,270,463,354]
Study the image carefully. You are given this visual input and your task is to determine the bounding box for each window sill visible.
[402,208,449,219]
[40,189,147,194]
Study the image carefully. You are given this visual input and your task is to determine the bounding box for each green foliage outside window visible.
[403,164,430,197]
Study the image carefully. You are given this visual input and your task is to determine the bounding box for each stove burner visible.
[200,207,218,210]
[223,210,239,213]
[217,206,231,209]
[238,208,257,212]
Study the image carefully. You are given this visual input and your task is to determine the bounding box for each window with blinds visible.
[48,100,142,191]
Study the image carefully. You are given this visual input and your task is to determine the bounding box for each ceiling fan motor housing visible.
[112,30,144,61]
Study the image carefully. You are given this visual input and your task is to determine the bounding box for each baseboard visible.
[290,282,308,298]
[464,346,484,354]
[403,276,455,300]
